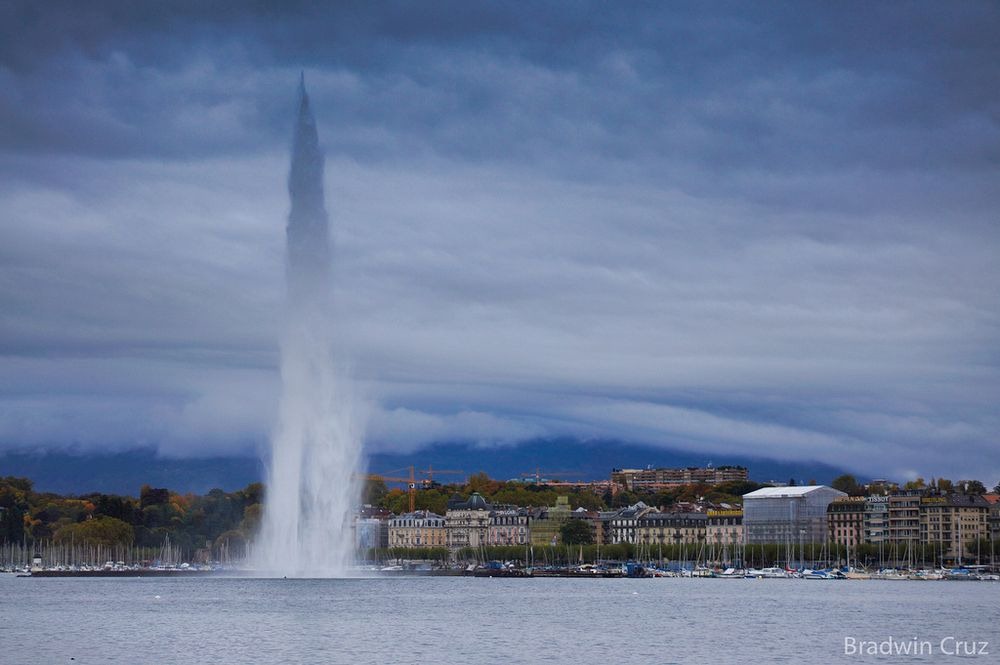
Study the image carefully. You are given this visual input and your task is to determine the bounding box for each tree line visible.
[0,476,261,560]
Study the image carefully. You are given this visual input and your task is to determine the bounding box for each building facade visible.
[612,466,748,491]
[985,494,1000,541]
[864,495,890,544]
[635,512,707,548]
[706,509,744,550]
[530,496,573,547]
[887,491,922,545]
[919,493,990,559]
[445,493,492,550]
[354,517,388,551]
[827,497,866,548]
[387,511,447,549]
[488,507,531,546]
[743,486,846,544]
[609,502,656,545]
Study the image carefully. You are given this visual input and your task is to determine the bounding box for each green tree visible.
[559,518,593,545]
[611,490,639,509]
[0,501,26,544]
[831,474,862,496]
[54,516,134,547]
[568,492,603,511]
[140,485,170,508]
[958,480,986,495]
[240,503,262,536]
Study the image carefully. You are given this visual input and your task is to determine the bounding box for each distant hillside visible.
[0,449,265,495]
[0,438,854,495]
[367,438,853,488]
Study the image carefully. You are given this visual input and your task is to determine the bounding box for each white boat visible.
[745,567,789,579]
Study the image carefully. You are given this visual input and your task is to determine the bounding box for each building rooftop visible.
[447,492,492,511]
[743,485,845,499]
[640,511,707,522]
[921,493,991,508]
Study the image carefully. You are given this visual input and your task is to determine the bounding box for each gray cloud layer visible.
[1,2,998,481]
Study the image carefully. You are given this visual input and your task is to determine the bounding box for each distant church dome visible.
[468,492,489,509]
[446,492,492,511]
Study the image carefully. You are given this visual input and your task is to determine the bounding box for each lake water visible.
[1,575,997,664]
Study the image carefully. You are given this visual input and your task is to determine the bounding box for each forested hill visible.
[0,439,852,495]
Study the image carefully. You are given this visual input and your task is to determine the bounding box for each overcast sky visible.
[1,2,998,483]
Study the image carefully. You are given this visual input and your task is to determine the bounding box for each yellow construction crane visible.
[364,466,418,512]
[419,465,465,487]
[363,465,469,512]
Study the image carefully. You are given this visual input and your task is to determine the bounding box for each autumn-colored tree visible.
[467,471,501,495]
[54,516,134,547]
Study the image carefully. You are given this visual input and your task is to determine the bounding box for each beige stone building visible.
[888,491,922,544]
[387,510,447,549]
[445,492,492,550]
[706,509,743,549]
[919,493,990,559]
[635,512,707,547]
[488,507,531,546]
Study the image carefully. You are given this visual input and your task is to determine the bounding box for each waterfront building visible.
[593,511,617,545]
[355,517,387,551]
[743,485,846,544]
[984,494,1000,541]
[611,465,748,491]
[530,496,573,547]
[609,501,657,545]
[387,511,447,549]
[918,493,990,560]
[706,509,743,553]
[887,491,922,545]
[635,512,707,548]
[827,497,866,549]
[445,492,493,550]
[488,506,531,546]
[864,495,890,544]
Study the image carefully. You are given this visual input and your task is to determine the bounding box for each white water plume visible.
[255,75,365,576]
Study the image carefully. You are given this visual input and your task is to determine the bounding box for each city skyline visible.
[1,3,998,483]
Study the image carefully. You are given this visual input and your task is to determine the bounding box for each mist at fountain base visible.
[254,310,365,578]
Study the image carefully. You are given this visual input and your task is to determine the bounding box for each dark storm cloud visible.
[1,2,998,480]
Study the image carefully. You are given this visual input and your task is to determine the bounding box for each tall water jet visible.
[256,75,364,576]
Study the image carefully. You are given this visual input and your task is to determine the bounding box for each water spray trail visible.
[256,75,364,576]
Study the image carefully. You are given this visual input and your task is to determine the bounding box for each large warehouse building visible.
[743,485,846,544]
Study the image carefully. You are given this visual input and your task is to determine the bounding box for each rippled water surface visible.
[1,575,997,664]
